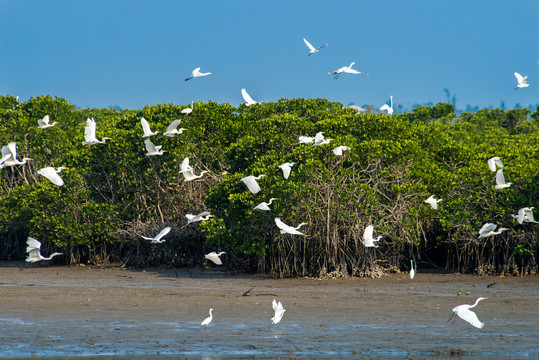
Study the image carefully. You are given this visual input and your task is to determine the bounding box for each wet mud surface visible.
[0,263,537,359]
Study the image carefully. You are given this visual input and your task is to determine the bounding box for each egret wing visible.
[495,169,507,186]
[241,88,256,105]
[303,38,316,52]
[38,167,64,186]
[514,72,524,84]
[84,118,97,142]
[154,227,171,241]
[479,223,496,235]
[166,119,181,133]
[26,236,42,252]
[457,309,484,329]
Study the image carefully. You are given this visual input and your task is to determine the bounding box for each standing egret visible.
[186,211,214,224]
[140,117,158,138]
[201,308,213,327]
[241,88,258,106]
[0,142,33,168]
[271,299,286,324]
[363,225,382,248]
[181,101,193,115]
[278,162,295,179]
[332,146,350,156]
[163,119,187,137]
[26,237,63,263]
[478,223,508,239]
[254,198,278,211]
[424,195,443,210]
[514,72,529,90]
[379,96,394,116]
[37,115,58,129]
[205,251,226,265]
[449,297,487,329]
[275,218,306,235]
[37,167,67,186]
[487,157,503,172]
[410,260,415,280]
[511,207,537,224]
[185,67,212,81]
[303,38,327,56]
[141,226,171,243]
[329,62,368,79]
[241,175,265,194]
[82,118,112,145]
[494,169,511,189]
[144,139,165,156]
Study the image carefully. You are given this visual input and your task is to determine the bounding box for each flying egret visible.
[275,218,306,235]
[185,67,212,81]
[141,226,171,243]
[514,72,529,90]
[254,198,278,211]
[82,118,112,145]
[241,175,265,194]
[163,119,187,137]
[332,146,350,156]
[379,96,394,116]
[278,162,295,179]
[37,166,67,186]
[363,225,382,247]
[303,38,327,56]
[329,62,368,79]
[449,297,487,329]
[0,142,33,168]
[37,115,58,129]
[410,260,415,280]
[26,237,63,263]
[201,308,213,327]
[140,117,158,138]
[241,88,258,106]
[313,132,332,146]
[487,157,503,172]
[271,299,286,324]
[347,105,366,113]
[511,207,537,224]
[205,251,226,265]
[478,223,508,239]
[179,157,208,181]
[186,211,214,224]
[494,169,511,189]
[144,139,165,156]
[181,101,193,115]
[424,195,443,210]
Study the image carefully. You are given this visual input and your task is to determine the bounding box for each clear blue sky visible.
[0,0,538,112]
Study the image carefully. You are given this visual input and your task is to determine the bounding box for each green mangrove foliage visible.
[0,95,537,276]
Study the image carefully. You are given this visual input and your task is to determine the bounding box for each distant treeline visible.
[0,95,537,277]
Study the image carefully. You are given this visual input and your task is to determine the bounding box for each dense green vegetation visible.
[0,95,537,277]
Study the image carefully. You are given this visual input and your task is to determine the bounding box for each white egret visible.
[478,223,508,239]
[163,119,187,137]
[181,101,193,115]
[379,96,394,116]
[329,62,368,79]
[512,207,537,224]
[363,225,382,248]
[514,72,529,90]
[278,162,295,179]
[0,142,33,168]
[140,117,158,138]
[241,88,258,106]
[275,218,306,235]
[82,118,112,145]
[37,115,58,129]
[487,157,503,172]
[332,146,350,156]
[144,139,165,156]
[205,251,226,265]
[303,38,327,56]
[347,105,366,113]
[254,198,278,211]
[179,157,208,181]
[201,308,213,327]
[26,237,63,263]
[271,299,286,324]
[424,195,443,210]
[410,260,415,280]
[186,211,214,224]
[185,67,212,81]
[449,297,487,329]
[313,132,331,146]
[37,166,67,186]
[494,169,511,189]
[241,175,265,194]
[141,226,171,243]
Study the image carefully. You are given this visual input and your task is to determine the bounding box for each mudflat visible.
[0,262,537,359]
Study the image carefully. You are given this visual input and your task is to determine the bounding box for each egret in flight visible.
[0,142,33,168]
[303,38,327,56]
[379,96,394,116]
[201,308,213,327]
[424,195,443,210]
[181,101,193,115]
[140,117,158,138]
[313,132,331,146]
[275,218,306,235]
[185,67,212,81]
[205,251,226,265]
[254,198,278,211]
[494,169,511,189]
[487,157,503,172]
[449,297,487,329]
[278,162,295,179]
[26,237,63,263]
[241,88,258,106]
[514,72,529,90]
[141,226,171,243]
[179,158,208,181]
[512,207,537,224]
[37,115,58,129]
[332,146,350,156]
[478,223,508,239]
[163,119,187,137]
[363,225,382,247]
[144,139,165,156]
[37,167,67,186]
[186,211,214,224]
[271,300,286,324]
[241,175,265,194]
[329,62,368,79]
[82,118,111,145]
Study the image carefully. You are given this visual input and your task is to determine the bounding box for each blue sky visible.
[0,0,538,112]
